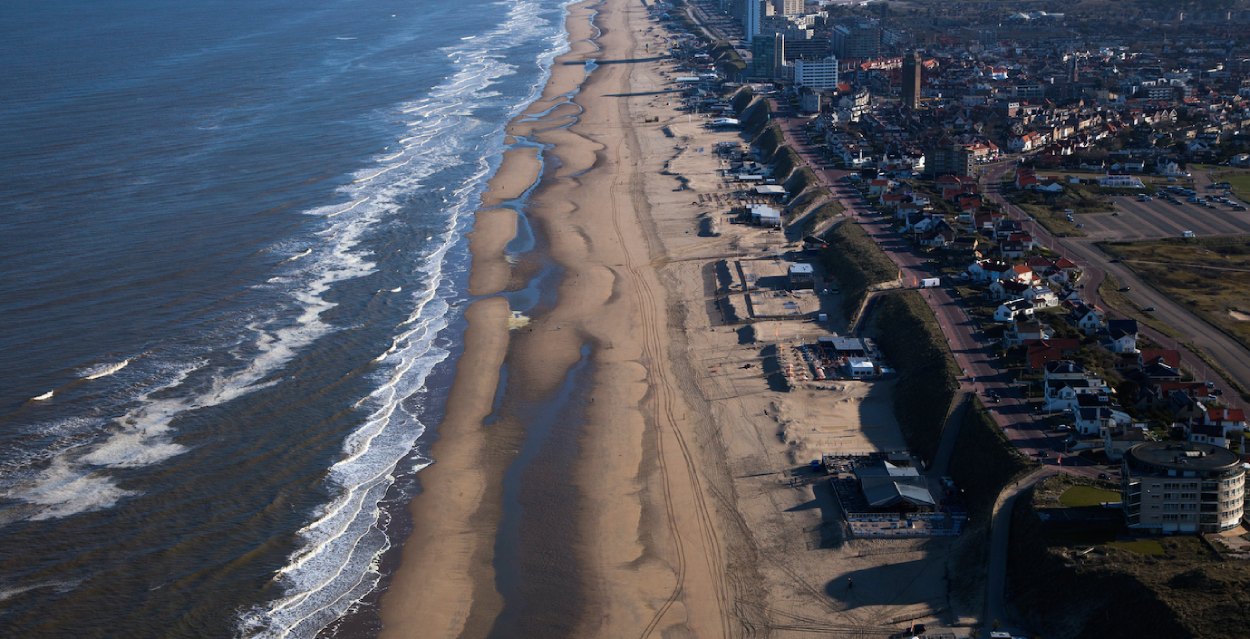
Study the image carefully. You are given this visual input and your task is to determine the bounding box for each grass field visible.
[1058,485,1120,507]
[1016,202,1085,237]
[1099,236,1250,354]
[1096,273,1181,338]
[1212,169,1250,204]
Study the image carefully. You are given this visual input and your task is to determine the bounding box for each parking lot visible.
[1075,193,1250,241]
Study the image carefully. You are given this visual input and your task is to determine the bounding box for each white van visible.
[1182,230,1196,238]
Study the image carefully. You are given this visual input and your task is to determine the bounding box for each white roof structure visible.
[754,185,786,195]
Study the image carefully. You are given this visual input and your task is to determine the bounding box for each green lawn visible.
[1058,485,1120,507]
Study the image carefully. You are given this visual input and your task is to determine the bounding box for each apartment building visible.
[1122,442,1245,534]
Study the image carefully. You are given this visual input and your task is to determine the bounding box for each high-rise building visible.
[924,144,973,178]
[749,33,785,80]
[743,0,763,43]
[773,0,804,16]
[794,56,839,90]
[902,50,922,109]
[783,35,830,62]
[830,20,881,60]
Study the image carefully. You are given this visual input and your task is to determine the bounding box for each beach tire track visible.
[601,32,734,637]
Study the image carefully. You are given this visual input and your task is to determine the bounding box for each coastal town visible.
[627,0,1250,636]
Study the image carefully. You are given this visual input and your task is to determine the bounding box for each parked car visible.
[1119,286,1131,292]
[1142,306,1156,312]
[1098,472,1110,481]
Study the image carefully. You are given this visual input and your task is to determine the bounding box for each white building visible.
[794,57,839,90]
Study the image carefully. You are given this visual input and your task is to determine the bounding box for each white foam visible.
[19,459,138,521]
[31,390,54,401]
[283,248,313,263]
[80,358,131,380]
[239,0,581,634]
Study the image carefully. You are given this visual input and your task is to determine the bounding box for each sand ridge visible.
[378,0,972,635]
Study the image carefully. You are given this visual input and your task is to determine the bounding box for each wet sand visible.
[378,0,974,635]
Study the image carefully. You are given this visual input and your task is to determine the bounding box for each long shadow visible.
[562,55,668,65]
[813,479,845,548]
[760,343,790,392]
[824,552,942,605]
[603,88,686,97]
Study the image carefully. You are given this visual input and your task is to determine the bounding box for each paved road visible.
[982,163,1248,407]
[983,466,1057,637]
[767,109,1100,471]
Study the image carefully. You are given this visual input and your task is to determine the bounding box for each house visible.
[1004,318,1054,347]
[973,210,1006,232]
[969,259,1013,283]
[1139,349,1180,369]
[1104,319,1139,354]
[1009,264,1036,285]
[988,279,1028,301]
[881,192,909,211]
[1024,285,1059,308]
[1199,408,1247,439]
[1188,422,1230,448]
[1000,240,1027,259]
[1025,338,1082,370]
[1167,389,1209,422]
[994,298,1034,323]
[868,179,894,196]
[1071,304,1106,335]
[937,175,978,201]
[1043,360,1109,411]
[1075,406,1116,436]
[1145,357,1180,382]
[919,220,957,248]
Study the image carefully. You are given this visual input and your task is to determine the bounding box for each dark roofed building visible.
[854,459,936,510]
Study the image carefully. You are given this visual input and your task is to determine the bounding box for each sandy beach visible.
[378,0,975,635]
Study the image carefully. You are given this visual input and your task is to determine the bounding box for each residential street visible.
[981,162,1248,408]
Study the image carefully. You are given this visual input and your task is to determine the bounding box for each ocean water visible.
[0,0,572,635]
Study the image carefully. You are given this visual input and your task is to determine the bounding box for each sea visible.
[0,0,573,635]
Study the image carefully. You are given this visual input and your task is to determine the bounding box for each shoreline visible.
[377,0,607,636]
